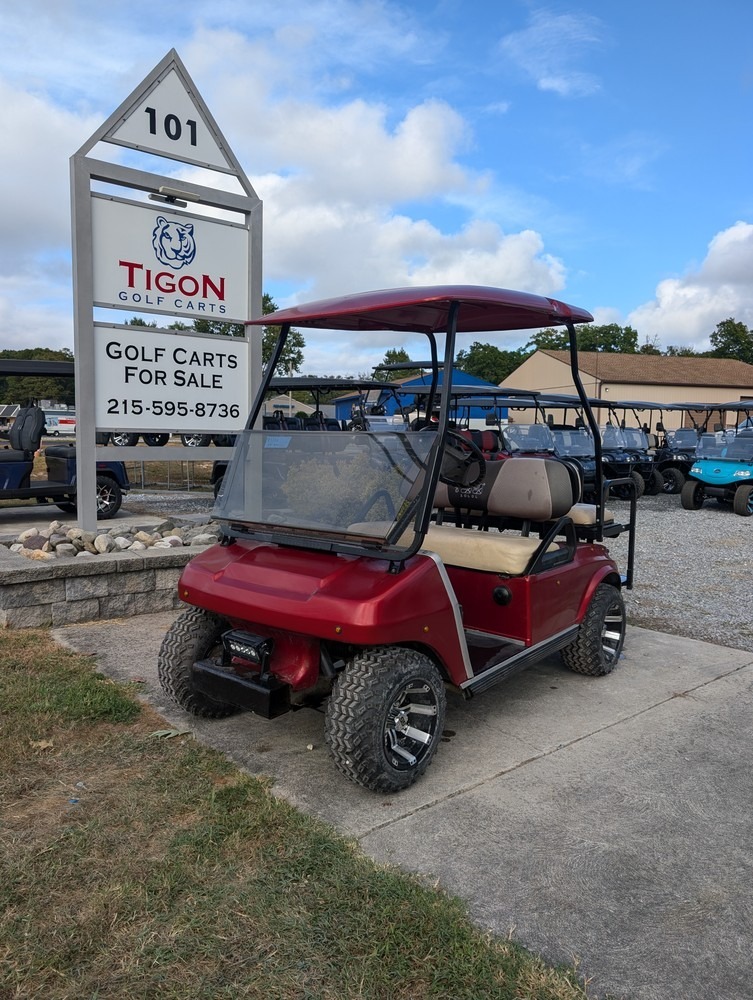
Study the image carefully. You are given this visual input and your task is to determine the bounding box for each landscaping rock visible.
[0,518,222,560]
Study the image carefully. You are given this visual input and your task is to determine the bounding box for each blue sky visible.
[1,0,752,374]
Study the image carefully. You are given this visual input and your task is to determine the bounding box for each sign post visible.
[71,50,262,529]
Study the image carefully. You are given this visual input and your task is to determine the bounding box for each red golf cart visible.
[158,285,635,792]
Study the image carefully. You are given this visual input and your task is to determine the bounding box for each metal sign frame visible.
[71,49,262,528]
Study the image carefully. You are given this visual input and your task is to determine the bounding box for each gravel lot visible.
[121,489,753,653]
[608,492,753,652]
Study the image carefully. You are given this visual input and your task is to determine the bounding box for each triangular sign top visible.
[77,49,244,179]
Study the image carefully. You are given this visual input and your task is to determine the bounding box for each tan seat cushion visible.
[423,523,558,575]
[567,503,615,526]
[347,520,558,575]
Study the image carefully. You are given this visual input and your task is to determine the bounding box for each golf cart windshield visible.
[666,427,698,449]
[551,426,595,457]
[214,428,437,550]
[600,425,627,449]
[502,422,556,453]
[621,427,649,450]
[697,430,753,461]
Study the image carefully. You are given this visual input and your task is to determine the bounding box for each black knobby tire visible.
[662,467,685,494]
[681,479,704,510]
[158,606,239,718]
[733,484,753,517]
[561,583,626,677]
[324,647,446,793]
[630,470,645,499]
[644,468,664,496]
[96,475,123,519]
[610,470,644,501]
[142,433,170,447]
[213,475,225,499]
[56,501,77,513]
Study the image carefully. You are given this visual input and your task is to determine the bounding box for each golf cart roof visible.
[538,393,599,408]
[455,394,540,409]
[247,285,594,333]
[373,360,445,371]
[405,384,537,399]
[269,376,397,392]
[0,359,75,377]
[605,399,664,410]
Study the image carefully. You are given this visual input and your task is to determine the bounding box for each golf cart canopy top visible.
[0,359,74,377]
[246,285,594,334]
[268,376,398,393]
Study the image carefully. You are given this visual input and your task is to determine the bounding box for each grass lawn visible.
[0,631,601,999]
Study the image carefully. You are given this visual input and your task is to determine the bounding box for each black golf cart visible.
[0,359,130,519]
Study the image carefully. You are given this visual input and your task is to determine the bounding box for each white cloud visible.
[628,222,753,350]
[498,9,604,98]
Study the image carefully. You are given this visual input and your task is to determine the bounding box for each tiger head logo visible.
[152,216,196,270]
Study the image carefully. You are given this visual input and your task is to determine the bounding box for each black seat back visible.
[9,405,46,454]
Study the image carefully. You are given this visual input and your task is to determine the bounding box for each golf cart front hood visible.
[179,538,464,652]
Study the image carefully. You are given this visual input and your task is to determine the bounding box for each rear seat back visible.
[435,457,575,521]
[8,405,46,454]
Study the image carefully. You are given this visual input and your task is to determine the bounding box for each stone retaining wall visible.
[0,545,196,628]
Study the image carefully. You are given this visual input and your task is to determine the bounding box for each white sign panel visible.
[91,195,249,322]
[107,67,232,171]
[94,324,248,432]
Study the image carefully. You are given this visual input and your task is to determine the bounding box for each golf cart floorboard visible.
[465,632,525,673]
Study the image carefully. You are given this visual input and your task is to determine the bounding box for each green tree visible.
[0,348,76,405]
[579,323,639,353]
[664,344,700,357]
[373,347,415,382]
[161,295,306,375]
[454,342,529,384]
[527,323,639,354]
[260,293,305,375]
[638,336,662,355]
[708,318,753,364]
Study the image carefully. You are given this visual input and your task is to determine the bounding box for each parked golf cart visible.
[682,403,753,515]
[517,393,647,500]
[652,403,706,494]
[590,400,664,497]
[534,400,598,501]
[159,285,636,793]
[0,359,130,519]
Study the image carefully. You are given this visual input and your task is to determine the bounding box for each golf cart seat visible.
[434,455,615,543]
[456,427,502,457]
[425,458,578,575]
[44,444,76,458]
[1,404,46,459]
[0,447,28,462]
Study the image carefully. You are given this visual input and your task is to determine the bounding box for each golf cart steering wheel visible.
[439,430,487,488]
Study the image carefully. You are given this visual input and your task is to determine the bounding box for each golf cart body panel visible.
[179,540,471,688]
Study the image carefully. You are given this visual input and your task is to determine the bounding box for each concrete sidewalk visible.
[52,613,753,1000]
